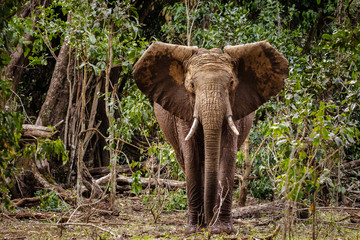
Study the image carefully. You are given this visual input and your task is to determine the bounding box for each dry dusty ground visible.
[0,195,359,239]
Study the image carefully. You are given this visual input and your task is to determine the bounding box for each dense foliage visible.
[160,0,360,206]
[0,80,23,209]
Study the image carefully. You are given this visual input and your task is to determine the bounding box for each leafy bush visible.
[0,78,23,210]
[35,189,68,212]
[164,189,187,210]
[131,170,142,195]
[36,138,69,163]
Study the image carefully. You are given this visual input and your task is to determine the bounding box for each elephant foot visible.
[209,223,221,234]
[185,224,197,235]
[209,221,236,235]
[221,222,236,234]
[185,224,206,235]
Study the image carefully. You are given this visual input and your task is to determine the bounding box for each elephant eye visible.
[190,82,194,88]
[230,80,234,87]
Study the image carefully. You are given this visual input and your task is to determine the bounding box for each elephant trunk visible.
[203,126,222,225]
[197,83,226,225]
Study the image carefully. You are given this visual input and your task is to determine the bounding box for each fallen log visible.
[89,165,133,178]
[96,174,186,190]
[232,199,285,219]
[22,124,57,138]
[12,196,41,207]
[2,211,68,221]
[11,193,75,208]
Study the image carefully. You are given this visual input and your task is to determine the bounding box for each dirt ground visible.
[1,195,359,239]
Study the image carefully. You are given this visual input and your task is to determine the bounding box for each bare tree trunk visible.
[30,40,71,180]
[36,41,70,130]
[185,0,198,46]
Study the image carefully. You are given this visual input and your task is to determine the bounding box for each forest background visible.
[0,0,359,239]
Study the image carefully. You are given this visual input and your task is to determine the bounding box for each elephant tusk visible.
[227,116,239,136]
[185,118,199,141]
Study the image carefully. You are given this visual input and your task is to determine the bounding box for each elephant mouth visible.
[185,115,238,141]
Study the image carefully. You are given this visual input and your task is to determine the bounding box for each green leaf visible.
[89,34,96,44]
[322,127,329,140]
[312,134,320,147]
[299,151,307,160]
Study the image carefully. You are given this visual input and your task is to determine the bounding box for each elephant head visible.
[133,41,288,225]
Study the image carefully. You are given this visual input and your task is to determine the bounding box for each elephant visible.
[133,41,288,234]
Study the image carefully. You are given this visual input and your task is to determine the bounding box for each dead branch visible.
[95,174,186,190]
[119,175,186,190]
[22,124,57,138]
[11,196,41,207]
[343,159,360,169]
[253,225,281,240]
[314,206,360,211]
[89,165,133,178]
[66,198,104,223]
[11,192,73,208]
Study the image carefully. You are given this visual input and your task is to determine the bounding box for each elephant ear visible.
[224,40,289,120]
[133,41,198,121]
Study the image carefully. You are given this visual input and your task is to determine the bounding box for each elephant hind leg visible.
[154,103,185,170]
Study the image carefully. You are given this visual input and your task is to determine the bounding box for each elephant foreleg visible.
[176,119,205,234]
[217,126,239,234]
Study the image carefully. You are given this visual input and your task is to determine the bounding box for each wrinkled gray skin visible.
[133,41,288,234]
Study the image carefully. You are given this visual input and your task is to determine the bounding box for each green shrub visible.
[35,189,68,212]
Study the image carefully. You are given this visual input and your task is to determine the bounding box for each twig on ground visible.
[0,213,17,221]
[253,225,281,240]
[66,196,107,223]
[58,222,118,238]
[297,206,360,211]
